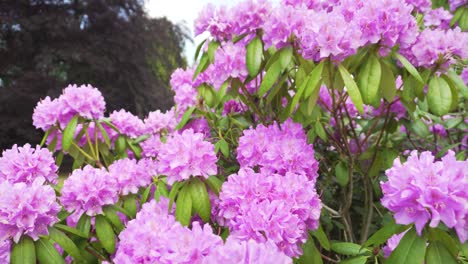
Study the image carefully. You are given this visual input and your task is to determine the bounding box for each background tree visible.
[0,0,188,149]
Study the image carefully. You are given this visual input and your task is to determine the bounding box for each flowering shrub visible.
[1,0,467,263]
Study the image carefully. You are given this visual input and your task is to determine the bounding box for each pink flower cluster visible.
[158,129,217,185]
[33,84,106,130]
[60,165,119,217]
[203,238,292,263]
[402,28,468,72]
[0,144,58,185]
[109,109,146,139]
[195,0,419,62]
[237,119,318,181]
[108,158,155,196]
[0,179,60,242]
[381,150,468,242]
[170,68,199,113]
[217,168,321,257]
[114,199,223,263]
[0,239,10,263]
[144,108,177,135]
[424,8,453,29]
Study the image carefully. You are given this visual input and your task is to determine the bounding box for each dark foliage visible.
[0,0,188,149]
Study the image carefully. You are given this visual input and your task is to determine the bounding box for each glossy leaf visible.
[258,61,281,96]
[189,178,212,222]
[35,238,65,264]
[62,115,78,152]
[304,61,324,98]
[10,236,36,264]
[364,220,407,247]
[358,54,381,106]
[175,106,195,130]
[340,256,369,264]
[394,53,423,83]
[338,64,364,114]
[95,215,116,254]
[246,36,263,77]
[49,227,82,259]
[311,225,331,251]
[387,227,427,264]
[379,61,396,102]
[76,213,91,238]
[425,241,457,264]
[335,161,349,187]
[175,185,193,226]
[54,224,88,238]
[296,234,323,264]
[331,242,370,256]
[427,76,452,116]
[205,176,223,196]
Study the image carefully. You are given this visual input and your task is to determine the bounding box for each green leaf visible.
[331,242,370,256]
[279,46,293,70]
[447,69,468,99]
[115,135,127,158]
[218,139,229,157]
[315,122,327,142]
[340,256,369,264]
[335,161,349,187]
[387,227,427,264]
[427,76,452,116]
[168,181,183,211]
[428,228,459,257]
[364,220,408,247]
[193,53,210,81]
[155,180,170,201]
[193,38,207,62]
[123,194,138,218]
[307,84,322,115]
[35,238,65,264]
[48,227,82,259]
[379,61,396,102]
[76,213,91,239]
[175,106,195,130]
[189,178,212,222]
[95,215,116,254]
[10,236,36,264]
[54,224,88,238]
[358,54,381,106]
[103,206,125,233]
[62,115,78,152]
[394,53,423,83]
[207,41,220,63]
[296,235,323,264]
[175,185,193,226]
[311,225,331,251]
[258,61,281,96]
[40,129,50,147]
[338,64,364,114]
[205,176,223,195]
[410,119,430,138]
[304,61,324,98]
[246,36,263,77]
[141,184,153,204]
[425,241,457,264]
[126,139,142,159]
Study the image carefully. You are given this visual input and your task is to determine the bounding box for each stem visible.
[71,142,96,161]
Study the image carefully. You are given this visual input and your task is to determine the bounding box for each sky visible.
[145,0,234,65]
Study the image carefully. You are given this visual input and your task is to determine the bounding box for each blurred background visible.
[0,0,214,150]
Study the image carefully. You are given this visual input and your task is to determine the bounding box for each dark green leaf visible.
[358,54,381,106]
[115,135,127,158]
[62,115,78,152]
[338,64,364,114]
[76,213,91,238]
[54,224,88,238]
[410,119,430,138]
[428,228,459,257]
[194,38,207,62]
[246,36,263,77]
[364,220,407,247]
[169,181,183,211]
[218,139,229,157]
[340,256,369,264]
[447,69,468,99]
[95,215,116,254]
[193,53,210,81]
[425,241,457,264]
[304,61,324,98]
[35,238,65,264]
[103,206,125,233]
[126,139,142,159]
[175,185,193,226]
[387,227,427,264]
[155,180,170,201]
[141,184,153,204]
[10,236,36,264]
[189,178,211,222]
[296,235,322,264]
[123,195,137,218]
[279,46,293,70]
[427,76,452,116]
[48,227,82,259]
[311,225,331,251]
[379,61,396,102]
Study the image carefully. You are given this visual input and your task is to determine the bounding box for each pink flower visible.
[0,144,58,185]
[158,129,217,185]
